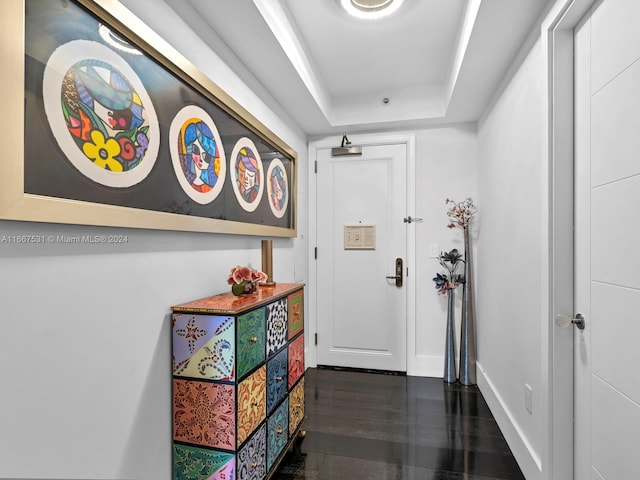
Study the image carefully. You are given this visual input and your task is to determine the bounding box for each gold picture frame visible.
[1,0,297,237]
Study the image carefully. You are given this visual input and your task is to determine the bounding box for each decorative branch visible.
[445,197,477,229]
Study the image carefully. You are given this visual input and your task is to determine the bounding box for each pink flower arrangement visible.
[446,197,477,229]
[227,265,268,295]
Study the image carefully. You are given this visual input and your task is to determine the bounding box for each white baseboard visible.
[307,351,445,379]
[476,362,543,480]
[307,351,444,378]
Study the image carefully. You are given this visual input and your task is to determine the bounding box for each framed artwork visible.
[0,0,297,237]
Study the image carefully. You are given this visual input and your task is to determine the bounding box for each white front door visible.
[315,143,407,372]
[574,2,640,478]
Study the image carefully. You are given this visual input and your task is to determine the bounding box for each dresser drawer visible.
[172,314,235,381]
[237,365,266,446]
[266,347,288,414]
[173,378,236,450]
[266,298,287,357]
[288,333,304,389]
[173,444,235,480]
[289,377,305,433]
[237,423,266,480]
[237,307,266,379]
[267,398,289,471]
[287,290,304,338]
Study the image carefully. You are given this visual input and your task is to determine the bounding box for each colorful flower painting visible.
[266,158,289,219]
[230,137,264,212]
[42,40,159,187]
[169,105,226,204]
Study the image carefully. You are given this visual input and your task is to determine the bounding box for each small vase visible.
[231,281,257,296]
[444,288,457,384]
[459,227,477,386]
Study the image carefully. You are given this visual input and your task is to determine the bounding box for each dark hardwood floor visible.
[275,367,525,480]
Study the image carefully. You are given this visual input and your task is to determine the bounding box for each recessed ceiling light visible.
[339,0,404,20]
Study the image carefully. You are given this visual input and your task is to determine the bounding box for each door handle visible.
[386,258,403,287]
[555,313,585,330]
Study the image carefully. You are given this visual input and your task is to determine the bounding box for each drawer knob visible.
[251,462,258,469]
[250,337,258,343]
[275,375,283,381]
[251,401,259,407]
[276,426,283,435]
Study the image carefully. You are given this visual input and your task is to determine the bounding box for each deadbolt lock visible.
[385,258,403,287]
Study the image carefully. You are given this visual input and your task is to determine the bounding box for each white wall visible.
[476,36,546,479]
[413,125,478,376]
[0,1,308,478]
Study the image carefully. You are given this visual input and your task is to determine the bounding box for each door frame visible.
[307,133,416,372]
[545,0,594,479]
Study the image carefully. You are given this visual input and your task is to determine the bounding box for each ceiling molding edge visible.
[443,0,482,112]
[252,0,332,121]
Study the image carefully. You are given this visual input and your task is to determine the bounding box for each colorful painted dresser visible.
[171,283,305,480]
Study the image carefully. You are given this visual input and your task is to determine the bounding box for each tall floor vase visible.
[459,227,477,386]
[444,288,457,383]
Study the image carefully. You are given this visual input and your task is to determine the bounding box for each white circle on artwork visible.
[230,137,264,213]
[42,40,159,188]
[169,105,226,204]
[266,158,289,219]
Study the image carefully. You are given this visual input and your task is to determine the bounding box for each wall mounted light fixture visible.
[331,133,362,156]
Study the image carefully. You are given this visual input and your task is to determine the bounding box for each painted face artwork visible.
[242,161,257,191]
[266,158,289,219]
[169,105,226,204]
[43,40,159,187]
[182,123,216,192]
[230,138,264,212]
[238,149,259,196]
